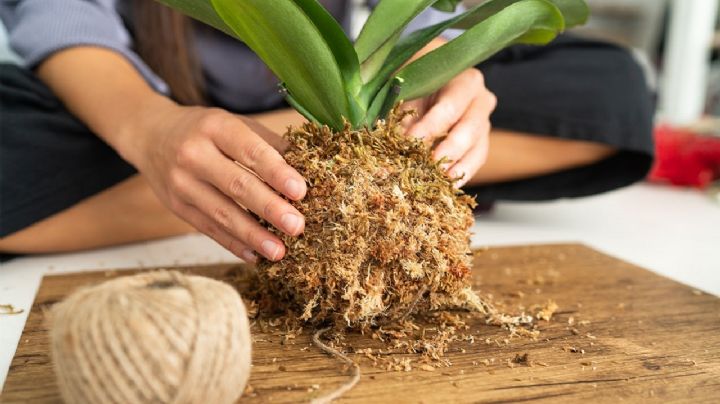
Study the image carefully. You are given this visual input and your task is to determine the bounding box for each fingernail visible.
[285,178,305,200]
[261,240,282,261]
[240,249,257,263]
[281,213,303,235]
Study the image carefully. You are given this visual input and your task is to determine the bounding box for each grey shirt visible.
[0,0,463,112]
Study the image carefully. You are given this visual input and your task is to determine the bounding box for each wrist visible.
[111,93,179,168]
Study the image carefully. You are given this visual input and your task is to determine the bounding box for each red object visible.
[648,125,720,188]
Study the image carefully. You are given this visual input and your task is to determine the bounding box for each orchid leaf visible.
[549,0,590,26]
[360,30,401,83]
[361,0,585,105]
[291,0,364,124]
[354,0,437,64]
[155,0,586,130]
[396,0,565,101]
[153,0,236,37]
[209,0,349,129]
[431,0,463,12]
[452,0,588,29]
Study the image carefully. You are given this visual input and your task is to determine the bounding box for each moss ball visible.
[258,112,484,330]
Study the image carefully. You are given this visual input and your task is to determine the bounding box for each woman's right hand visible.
[122,97,307,263]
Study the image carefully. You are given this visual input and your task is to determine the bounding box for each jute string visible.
[311,327,361,404]
[50,270,252,404]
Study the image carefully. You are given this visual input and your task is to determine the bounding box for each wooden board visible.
[2,244,719,403]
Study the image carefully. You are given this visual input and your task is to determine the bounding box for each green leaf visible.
[359,9,466,105]
[544,0,589,27]
[452,0,588,29]
[208,0,350,129]
[364,81,392,127]
[354,0,437,63]
[360,30,401,82]
[360,0,586,102]
[357,0,468,81]
[153,0,237,37]
[285,92,321,125]
[359,0,523,104]
[291,0,365,125]
[431,0,463,12]
[396,0,565,101]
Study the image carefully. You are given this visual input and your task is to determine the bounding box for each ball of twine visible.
[50,270,251,404]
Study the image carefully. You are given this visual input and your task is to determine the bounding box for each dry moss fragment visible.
[258,108,486,331]
[0,304,24,315]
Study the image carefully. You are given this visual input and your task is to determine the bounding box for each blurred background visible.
[470,0,720,125]
[475,0,720,192]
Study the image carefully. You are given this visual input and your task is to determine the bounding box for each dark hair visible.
[132,0,205,105]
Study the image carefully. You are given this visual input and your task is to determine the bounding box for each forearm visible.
[36,47,174,165]
[468,129,617,185]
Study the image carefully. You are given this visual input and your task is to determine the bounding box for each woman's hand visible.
[402,68,497,187]
[125,99,307,262]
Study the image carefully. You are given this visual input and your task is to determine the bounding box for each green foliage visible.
[156,0,588,130]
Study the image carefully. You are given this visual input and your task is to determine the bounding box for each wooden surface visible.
[3,244,719,403]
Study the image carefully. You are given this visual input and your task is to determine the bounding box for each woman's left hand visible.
[403,68,497,188]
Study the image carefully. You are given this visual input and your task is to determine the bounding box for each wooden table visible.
[3,244,719,403]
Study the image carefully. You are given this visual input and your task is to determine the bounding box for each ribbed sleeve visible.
[0,0,168,93]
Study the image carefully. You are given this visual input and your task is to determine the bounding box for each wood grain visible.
[2,244,719,403]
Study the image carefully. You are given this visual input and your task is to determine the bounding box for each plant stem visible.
[377,77,404,123]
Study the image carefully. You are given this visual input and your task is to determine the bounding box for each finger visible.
[238,115,290,153]
[406,72,477,141]
[175,201,258,263]
[399,99,425,131]
[210,116,307,201]
[192,144,305,236]
[433,96,490,169]
[173,172,287,261]
[448,128,490,189]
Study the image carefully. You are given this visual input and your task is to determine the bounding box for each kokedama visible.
[155,0,588,329]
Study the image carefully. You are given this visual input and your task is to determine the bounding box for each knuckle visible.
[262,198,283,221]
[176,140,203,168]
[227,238,244,256]
[167,169,186,194]
[212,206,232,230]
[453,135,471,153]
[238,227,258,248]
[242,141,275,168]
[241,140,282,170]
[267,165,288,189]
[440,102,457,120]
[200,221,220,240]
[196,109,226,136]
[487,92,498,110]
[470,68,485,86]
[227,174,252,199]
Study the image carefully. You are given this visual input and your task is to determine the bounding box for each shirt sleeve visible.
[0,0,168,93]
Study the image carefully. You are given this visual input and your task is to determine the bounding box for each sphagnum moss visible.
[258,108,491,331]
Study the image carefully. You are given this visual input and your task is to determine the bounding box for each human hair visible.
[132,0,205,105]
